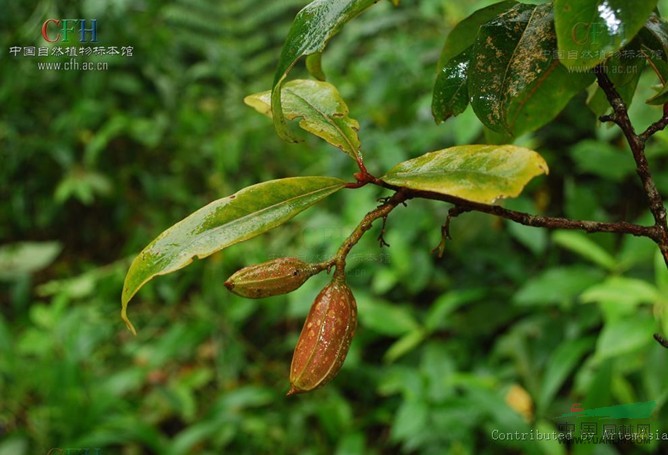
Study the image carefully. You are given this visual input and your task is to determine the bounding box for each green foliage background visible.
[2,0,668,453]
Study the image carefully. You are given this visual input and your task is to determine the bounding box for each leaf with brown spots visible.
[469,3,594,136]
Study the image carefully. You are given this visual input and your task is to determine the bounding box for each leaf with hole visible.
[121,176,345,334]
[381,144,548,204]
[246,80,361,162]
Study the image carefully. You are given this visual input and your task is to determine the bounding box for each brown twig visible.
[594,66,668,267]
[332,190,409,278]
[339,68,668,280]
[368,180,660,240]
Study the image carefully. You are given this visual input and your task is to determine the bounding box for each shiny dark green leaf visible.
[432,48,471,123]
[432,1,518,123]
[640,13,668,79]
[554,0,658,70]
[469,4,594,135]
[436,0,518,69]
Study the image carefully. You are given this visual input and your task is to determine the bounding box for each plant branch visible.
[594,66,668,266]
[338,69,668,275]
[374,183,659,240]
[330,190,409,279]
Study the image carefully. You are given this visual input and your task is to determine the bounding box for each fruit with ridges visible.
[288,277,357,395]
[224,257,320,298]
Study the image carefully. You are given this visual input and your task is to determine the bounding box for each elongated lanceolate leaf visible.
[245,80,361,162]
[554,0,658,70]
[381,144,548,204]
[271,0,378,141]
[470,3,594,135]
[121,176,345,334]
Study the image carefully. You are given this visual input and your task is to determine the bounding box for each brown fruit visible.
[287,278,357,395]
[224,257,320,299]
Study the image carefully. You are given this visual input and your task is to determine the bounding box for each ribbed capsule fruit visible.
[224,257,320,299]
[287,278,357,395]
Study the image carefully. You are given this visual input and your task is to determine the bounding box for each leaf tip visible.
[121,306,137,336]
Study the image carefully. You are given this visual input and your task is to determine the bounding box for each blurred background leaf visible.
[2,0,668,453]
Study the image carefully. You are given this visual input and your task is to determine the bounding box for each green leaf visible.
[271,0,379,141]
[436,0,519,69]
[538,337,594,413]
[432,1,518,123]
[381,144,548,204]
[554,0,658,70]
[424,289,486,332]
[357,294,420,337]
[595,314,655,360]
[581,276,660,306]
[391,399,429,442]
[639,13,668,84]
[245,80,361,162]
[432,48,471,123]
[121,176,345,334]
[655,249,668,292]
[384,329,427,363]
[534,420,567,455]
[305,52,326,81]
[569,139,636,181]
[647,82,668,105]
[552,231,617,271]
[0,241,62,280]
[514,266,605,306]
[469,3,595,135]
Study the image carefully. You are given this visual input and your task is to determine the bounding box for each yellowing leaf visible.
[271,0,379,141]
[381,144,548,204]
[245,80,361,162]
